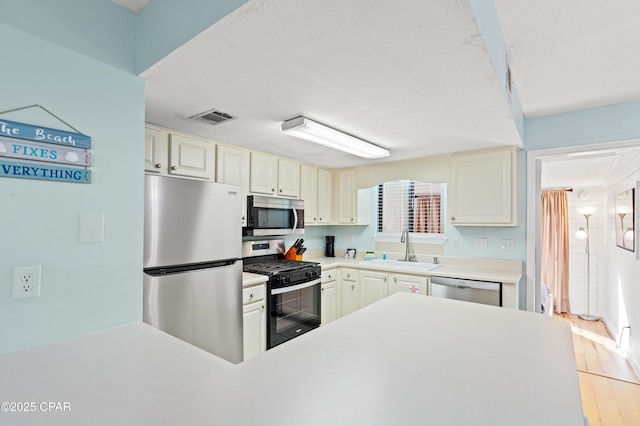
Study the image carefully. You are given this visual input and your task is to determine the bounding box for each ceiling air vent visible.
[189,108,236,126]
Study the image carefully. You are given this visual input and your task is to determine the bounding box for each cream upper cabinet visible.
[144,126,169,174]
[337,169,357,224]
[317,168,333,223]
[301,165,333,224]
[168,134,215,179]
[250,152,278,195]
[250,153,299,198]
[300,164,319,224]
[216,145,250,226]
[448,148,519,226]
[277,158,300,198]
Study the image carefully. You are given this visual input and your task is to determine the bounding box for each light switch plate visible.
[79,212,104,242]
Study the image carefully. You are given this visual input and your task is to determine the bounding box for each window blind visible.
[378,180,443,234]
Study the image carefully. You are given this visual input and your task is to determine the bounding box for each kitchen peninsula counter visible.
[0,294,584,425]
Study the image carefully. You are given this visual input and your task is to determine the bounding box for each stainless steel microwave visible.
[243,195,304,237]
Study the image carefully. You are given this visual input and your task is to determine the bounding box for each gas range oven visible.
[242,239,321,349]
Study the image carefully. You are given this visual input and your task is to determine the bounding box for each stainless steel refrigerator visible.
[143,174,243,364]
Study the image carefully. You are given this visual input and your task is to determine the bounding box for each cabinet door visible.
[321,282,337,325]
[360,270,389,307]
[449,149,517,225]
[389,273,427,295]
[300,164,318,224]
[144,127,168,174]
[243,299,266,361]
[317,168,333,223]
[337,169,357,223]
[217,145,250,226]
[341,280,360,317]
[250,152,278,195]
[277,158,300,198]
[169,134,215,179]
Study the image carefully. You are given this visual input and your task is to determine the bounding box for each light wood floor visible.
[555,313,640,425]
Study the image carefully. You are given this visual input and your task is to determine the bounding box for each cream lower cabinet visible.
[389,273,428,296]
[243,285,266,362]
[340,268,360,316]
[359,270,389,307]
[321,269,338,325]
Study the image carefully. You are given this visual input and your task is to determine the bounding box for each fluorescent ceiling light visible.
[281,117,390,159]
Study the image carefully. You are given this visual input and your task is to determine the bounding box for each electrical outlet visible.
[501,239,516,252]
[451,238,459,250]
[12,266,41,300]
[474,238,488,250]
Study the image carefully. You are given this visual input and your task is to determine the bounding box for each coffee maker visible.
[325,236,335,257]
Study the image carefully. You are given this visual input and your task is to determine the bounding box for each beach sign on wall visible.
[0,118,92,184]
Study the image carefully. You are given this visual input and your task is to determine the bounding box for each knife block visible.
[284,247,301,261]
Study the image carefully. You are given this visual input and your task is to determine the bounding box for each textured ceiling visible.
[495,0,640,118]
[141,0,521,168]
[135,0,640,174]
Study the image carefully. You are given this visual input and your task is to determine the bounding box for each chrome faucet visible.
[400,226,416,261]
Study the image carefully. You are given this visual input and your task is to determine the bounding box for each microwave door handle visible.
[292,207,298,233]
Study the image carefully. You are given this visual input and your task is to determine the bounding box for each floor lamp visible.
[575,206,599,321]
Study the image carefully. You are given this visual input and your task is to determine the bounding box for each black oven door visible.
[268,279,321,349]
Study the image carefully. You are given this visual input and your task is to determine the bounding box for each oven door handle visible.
[291,207,298,234]
[271,278,321,295]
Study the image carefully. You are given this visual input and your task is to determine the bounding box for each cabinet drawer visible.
[322,269,337,283]
[341,268,358,282]
[243,285,266,305]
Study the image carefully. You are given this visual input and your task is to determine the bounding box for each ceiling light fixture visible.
[281,116,390,159]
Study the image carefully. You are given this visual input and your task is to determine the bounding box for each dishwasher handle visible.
[430,276,500,291]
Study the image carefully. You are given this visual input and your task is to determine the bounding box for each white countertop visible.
[314,257,523,285]
[0,294,584,425]
[242,271,268,287]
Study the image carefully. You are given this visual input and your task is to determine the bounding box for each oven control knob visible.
[305,271,313,278]
[282,276,291,284]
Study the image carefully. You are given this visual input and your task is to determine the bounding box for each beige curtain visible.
[541,190,570,313]
[414,195,441,233]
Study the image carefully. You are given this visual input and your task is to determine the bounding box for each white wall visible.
[601,150,640,374]
[567,187,603,316]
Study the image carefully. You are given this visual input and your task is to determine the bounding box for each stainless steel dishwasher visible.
[430,276,501,307]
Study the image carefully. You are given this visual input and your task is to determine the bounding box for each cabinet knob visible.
[383,276,387,281]
[261,305,265,310]
[321,288,324,293]
[314,218,317,221]
[242,216,246,220]
[271,188,276,192]
[250,293,254,299]
[351,218,354,222]
[450,216,455,221]
[351,284,355,290]
[154,163,162,168]
[394,277,397,282]
[279,189,283,193]
[346,273,350,278]
[171,165,177,170]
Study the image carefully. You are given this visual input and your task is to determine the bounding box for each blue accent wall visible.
[0,23,145,354]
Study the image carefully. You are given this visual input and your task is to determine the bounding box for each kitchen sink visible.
[361,259,442,271]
